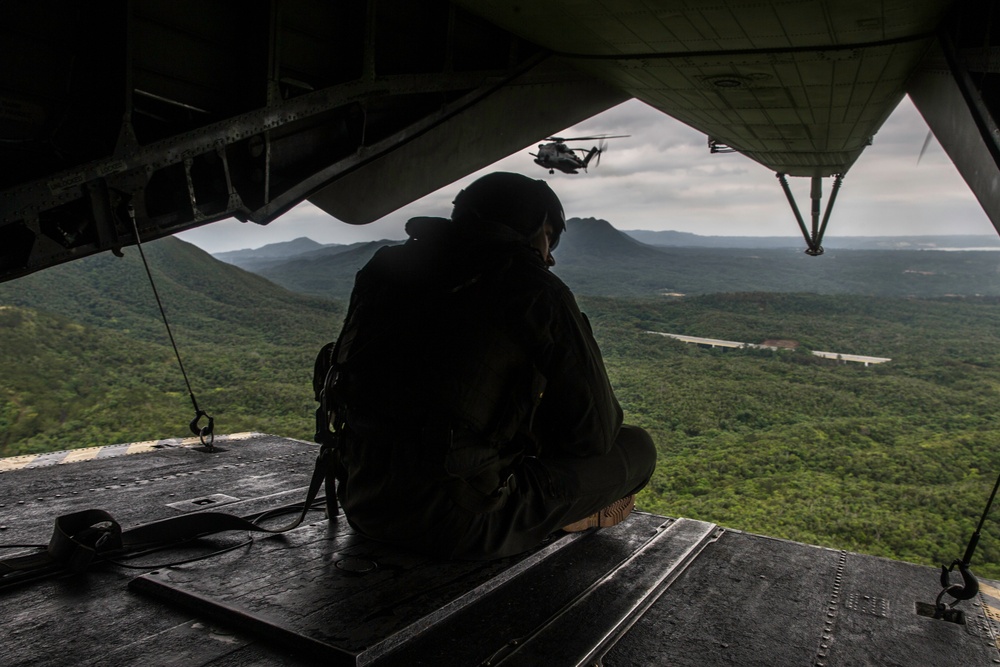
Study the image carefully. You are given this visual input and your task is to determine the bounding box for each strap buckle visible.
[49,509,124,572]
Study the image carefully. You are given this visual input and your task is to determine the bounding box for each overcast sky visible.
[178,96,996,254]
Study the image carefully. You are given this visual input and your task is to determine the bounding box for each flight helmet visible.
[452,172,565,250]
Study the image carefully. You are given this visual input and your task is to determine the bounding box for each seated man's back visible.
[324,172,657,559]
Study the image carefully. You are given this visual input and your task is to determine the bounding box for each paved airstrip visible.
[646,332,892,366]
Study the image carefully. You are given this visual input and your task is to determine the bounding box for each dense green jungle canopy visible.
[3,237,1000,578]
[0,239,342,450]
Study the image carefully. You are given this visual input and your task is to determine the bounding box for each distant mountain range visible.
[214,228,1000,272]
[214,218,1000,300]
[215,237,348,273]
[215,236,331,262]
[622,229,1000,250]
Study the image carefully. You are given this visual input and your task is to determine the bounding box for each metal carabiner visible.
[935,558,979,617]
[189,409,215,450]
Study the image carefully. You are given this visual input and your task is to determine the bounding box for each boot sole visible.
[562,494,635,533]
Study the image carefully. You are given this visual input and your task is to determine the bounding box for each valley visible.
[3,224,1000,577]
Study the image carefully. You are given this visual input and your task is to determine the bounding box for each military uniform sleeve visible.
[529,281,623,458]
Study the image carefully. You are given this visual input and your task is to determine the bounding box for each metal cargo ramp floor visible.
[2,434,1000,666]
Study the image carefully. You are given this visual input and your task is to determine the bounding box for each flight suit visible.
[331,216,656,559]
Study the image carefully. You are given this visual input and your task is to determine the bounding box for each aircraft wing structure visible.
[457,0,947,178]
[1,0,998,283]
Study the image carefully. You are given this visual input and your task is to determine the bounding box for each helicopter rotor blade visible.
[917,130,934,165]
[545,134,630,142]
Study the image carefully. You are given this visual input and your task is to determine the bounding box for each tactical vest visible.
[314,240,547,503]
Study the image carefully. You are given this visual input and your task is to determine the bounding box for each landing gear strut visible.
[777,173,844,256]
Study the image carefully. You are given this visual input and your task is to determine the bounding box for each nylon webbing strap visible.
[0,445,335,587]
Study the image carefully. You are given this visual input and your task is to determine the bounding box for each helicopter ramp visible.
[1,434,999,666]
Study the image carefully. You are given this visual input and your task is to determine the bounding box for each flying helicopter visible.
[530,134,629,173]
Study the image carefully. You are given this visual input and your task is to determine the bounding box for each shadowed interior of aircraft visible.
[3,1,1000,664]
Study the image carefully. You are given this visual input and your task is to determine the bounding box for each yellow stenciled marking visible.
[0,433,264,471]
[0,455,38,472]
[125,442,160,455]
[980,581,1000,601]
[63,447,102,463]
[978,581,1000,648]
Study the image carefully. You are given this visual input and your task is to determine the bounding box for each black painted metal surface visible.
[604,531,1000,667]
[3,434,1000,666]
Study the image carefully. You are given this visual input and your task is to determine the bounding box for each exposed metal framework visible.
[0,1,555,282]
[4,1,1000,284]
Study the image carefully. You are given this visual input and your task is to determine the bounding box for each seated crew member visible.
[323,172,657,560]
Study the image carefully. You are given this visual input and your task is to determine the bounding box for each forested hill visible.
[556,217,664,259]
[233,218,1000,301]
[0,237,342,454]
[216,236,330,263]
[553,220,1000,298]
[0,237,341,346]
[256,240,395,299]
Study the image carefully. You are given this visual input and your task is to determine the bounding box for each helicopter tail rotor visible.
[595,139,608,167]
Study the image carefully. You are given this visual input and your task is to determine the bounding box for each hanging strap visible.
[127,204,214,449]
[0,441,337,589]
